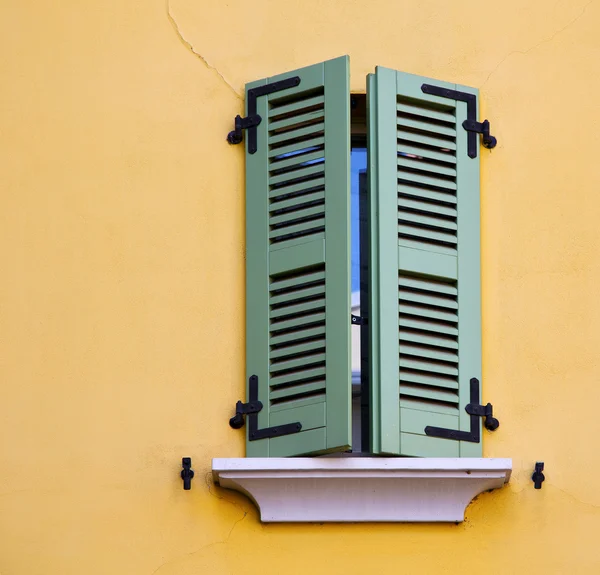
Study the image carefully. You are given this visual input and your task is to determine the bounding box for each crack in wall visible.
[166,0,242,100]
[480,0,595,88]
[149,473,248,575]
[548,483,600,510]
[204,471,250,515]
[150,513,247,575]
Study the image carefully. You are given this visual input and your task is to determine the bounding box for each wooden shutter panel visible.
[368,67,482,457]
[245,56,351,457]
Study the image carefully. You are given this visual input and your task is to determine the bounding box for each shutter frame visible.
[368,67,482,457]
[454,81,482,458]
[245,56,351,457]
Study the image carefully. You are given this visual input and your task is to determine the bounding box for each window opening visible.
[351,95,368,454]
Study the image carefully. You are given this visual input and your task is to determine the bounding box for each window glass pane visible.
[351,148,366,394]
[351,148,367,293]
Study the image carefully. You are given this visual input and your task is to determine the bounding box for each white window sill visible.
[212,457,512,522]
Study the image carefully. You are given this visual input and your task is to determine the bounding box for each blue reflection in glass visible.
[351,148,367,293]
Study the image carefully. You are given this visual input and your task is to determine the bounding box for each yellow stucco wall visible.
[2,0,600,572]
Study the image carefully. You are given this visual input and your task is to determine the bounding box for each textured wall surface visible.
[1,0,600,573]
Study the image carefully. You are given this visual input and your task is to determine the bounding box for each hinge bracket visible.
[228,397,263,429]
[226,115,262,146]
[424,378,499,443]
[462,119,497,152]
[227,76,301,154]
[421,84,497,158]
[351,314,367,326]
[229,375,302,440]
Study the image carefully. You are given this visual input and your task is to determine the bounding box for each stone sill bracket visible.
[212,457,512,523]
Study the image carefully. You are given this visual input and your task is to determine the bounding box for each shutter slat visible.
[269,177,325,200]
[270,324,326,346]
[399,302,458,323]
[397,143,457,164]
[270,191,325,212]
[269,109,325,132]
[397,116,456,137]
[269,204,325,226]
[270,217,325,240]
[269,136,325,158]
[270,164,325,186]
[398,211,458,231]
[398,275,457,295]
[269,94,325,119]
[269,297,325,319]
[399,342,458,363]
[397,170,457,191]
[269,380,327,401]
[397,197,457,218]
[269,366,326,387]
[270,150,324,172]
[399,288,458,309]
[397,224,457,245]
[396,101,455,123]
[397,156,457,177]
[269,122,325,145]
[399,357,458,377]
[399,384,459,404]
[397,129,457,151]
[270,283,325,305]
[398,184,457,204]
[270,270,325,291]
[270,311,326,332]
[399,329,458,349]
[399,315,458,337]
[270,339,326,360]
[270,352,326,373]
[399,369,459,390]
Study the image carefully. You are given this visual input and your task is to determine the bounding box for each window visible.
[243,56,482,459]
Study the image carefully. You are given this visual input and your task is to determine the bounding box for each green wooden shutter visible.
[245,56,351,458]
[368,67,482,457]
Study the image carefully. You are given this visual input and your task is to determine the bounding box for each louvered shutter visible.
[245,56,351,457]
[368,67,482,457]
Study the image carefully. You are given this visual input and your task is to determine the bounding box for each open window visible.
[215,56,510,523]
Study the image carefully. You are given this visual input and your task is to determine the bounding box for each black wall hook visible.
[532,462,545,489]
[181,457,194,490]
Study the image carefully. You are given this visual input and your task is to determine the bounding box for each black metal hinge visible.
[421,84,497,158]
[226,115,261,146]
[229,375,302,440]
[227,76,301,154]
[351,314,367,326]
[425,378,499,443]
[229,396,263,429]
